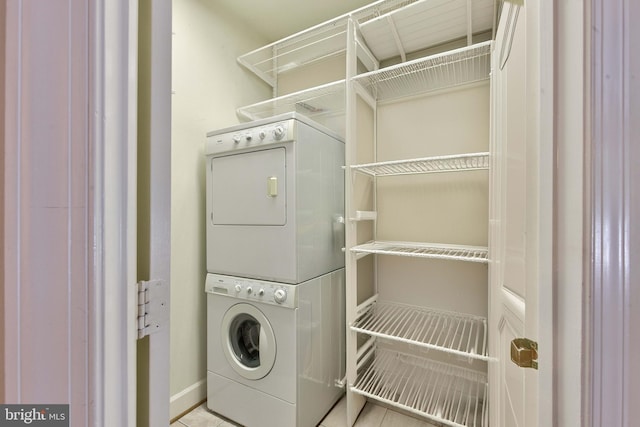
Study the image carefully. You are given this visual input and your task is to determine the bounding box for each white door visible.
[490,1,552,426]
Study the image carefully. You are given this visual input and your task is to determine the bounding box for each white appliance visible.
[205,112,345,284]
[205,271,345,427]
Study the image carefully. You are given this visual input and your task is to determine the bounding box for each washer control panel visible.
[205,273,297,309]
[206,119,295,155]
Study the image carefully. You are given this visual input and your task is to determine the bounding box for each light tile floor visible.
[170,395,439,427]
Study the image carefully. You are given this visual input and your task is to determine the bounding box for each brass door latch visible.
[511,338,538,369]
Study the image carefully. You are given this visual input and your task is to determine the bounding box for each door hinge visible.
[137,279,169,340]
[510,338,538,370]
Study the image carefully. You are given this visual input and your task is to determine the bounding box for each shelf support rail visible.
[356,336,377,371]
[236,56,276,88]
[354,293,379,321]
[353,80,377,109]
[272,44,279,96]
[353,21,379,72]
[466,0,473,46]
[386,15,407,62]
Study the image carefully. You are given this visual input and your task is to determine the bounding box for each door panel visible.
[212,148,287,226]
[502,19,527,300]
[499,290,526,426]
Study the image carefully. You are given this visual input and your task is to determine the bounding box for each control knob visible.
[258,288,265,296]
[258,130,267,140]
[273,126,285,140]
[232,134,241,144]
[246,286,253,295]
[234,284,242,293]
[274,289,287,304]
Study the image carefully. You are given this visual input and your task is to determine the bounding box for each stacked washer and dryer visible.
[204,113,346,427]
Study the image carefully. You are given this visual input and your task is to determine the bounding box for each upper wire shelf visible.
[236,80,345,122]
[358,0,494,62]
[351,152,489,177]
[351,241,488,263]
[352,300,488,361]
[352,348,488,427]
[352,41,492,102]
[237,0,494,85]
[237,21,350,87]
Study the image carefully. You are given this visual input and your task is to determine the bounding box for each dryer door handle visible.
[267,176,278,197]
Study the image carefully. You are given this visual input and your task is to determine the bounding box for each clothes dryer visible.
[205,113,344,284]
[205,270,345,427]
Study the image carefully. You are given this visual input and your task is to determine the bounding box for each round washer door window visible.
[220,303,276,380]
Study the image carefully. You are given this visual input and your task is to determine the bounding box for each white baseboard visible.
[170,378,207,420]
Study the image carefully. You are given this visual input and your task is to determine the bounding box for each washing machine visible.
[205,113,345,284]
[205,270,345,427]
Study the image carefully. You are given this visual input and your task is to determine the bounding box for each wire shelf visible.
[236,80,345,122]
[352,301,488,360]
[358,0,494,61]
[351,152,489,177]
[353,41,492,102]
[237,22,349,87]
[352,348,488,427]
[351,241,488,263]
[237,0,494,84]
[237,0,423,83]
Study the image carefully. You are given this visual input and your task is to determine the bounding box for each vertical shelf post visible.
[344,16,367,427]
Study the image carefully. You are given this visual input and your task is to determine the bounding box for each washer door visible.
[220,303,276,380]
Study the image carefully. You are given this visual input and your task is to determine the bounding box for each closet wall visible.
[169,0,269,417]
[375,84,489,317]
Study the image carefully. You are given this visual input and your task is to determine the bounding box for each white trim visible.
[169,379,207,420]
[586,0,639,425]
[537,0,556,425]
[90,0,138,425]
[3,0,22,401]
[143,1,172,425]
[553,0,590,425]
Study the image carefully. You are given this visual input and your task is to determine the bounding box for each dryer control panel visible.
[205,273,297,309]
[205,119,295,155]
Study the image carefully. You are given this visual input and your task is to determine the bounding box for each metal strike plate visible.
[511,338,538,369]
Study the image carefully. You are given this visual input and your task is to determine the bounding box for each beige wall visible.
[376,84,490,318]
[169,0,269,417]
